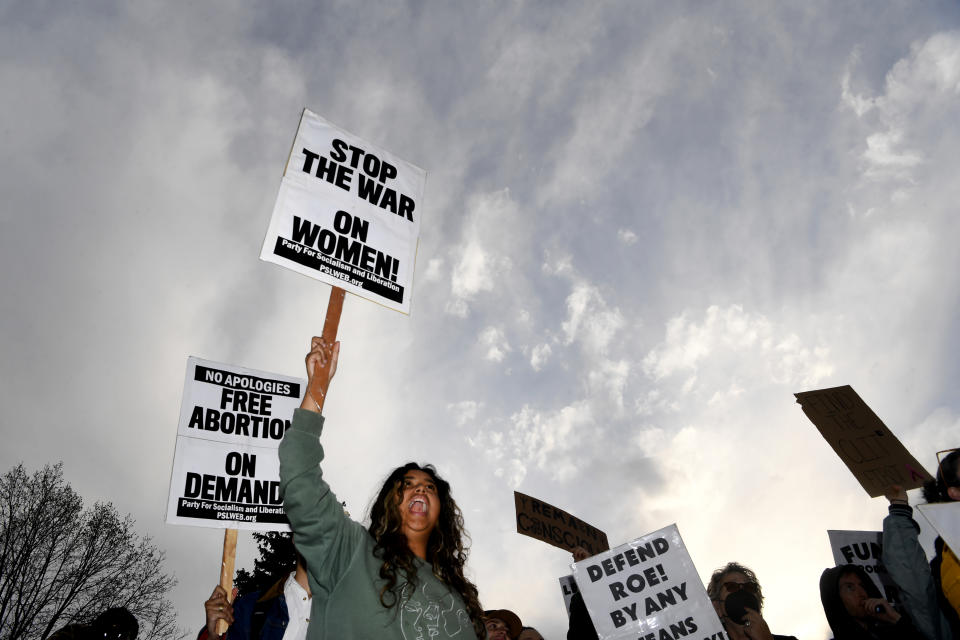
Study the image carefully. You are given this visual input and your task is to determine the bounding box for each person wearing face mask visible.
[278,338,484,640]
[705,563,797,640]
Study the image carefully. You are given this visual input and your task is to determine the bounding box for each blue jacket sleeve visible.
[278,409,368,599]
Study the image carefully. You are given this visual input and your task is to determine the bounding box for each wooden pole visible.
[216,528,239,636]
[321,287,346,345]
[313,286,346,413]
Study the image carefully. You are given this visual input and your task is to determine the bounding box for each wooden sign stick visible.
[215,286,345,636]
[216,528,239,636]
[313,286,346,413]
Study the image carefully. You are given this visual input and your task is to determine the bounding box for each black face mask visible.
[724,589,760,625]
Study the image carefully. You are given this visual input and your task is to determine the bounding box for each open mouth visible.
[409,496,428,514]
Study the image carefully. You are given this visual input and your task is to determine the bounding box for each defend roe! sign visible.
[260,109,426,314]
[574,524,725,640]
[165,357,305,531]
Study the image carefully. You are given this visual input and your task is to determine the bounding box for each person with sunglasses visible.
[705,562,797,640]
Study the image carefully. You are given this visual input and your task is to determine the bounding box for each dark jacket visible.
[882,502,957,640]
[930,536,960,636]
[566,591,598,640]
[197,578,290,640]
[820,564,924,640]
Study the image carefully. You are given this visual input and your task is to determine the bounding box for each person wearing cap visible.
[484,609,522,640]
[706,562,797,640]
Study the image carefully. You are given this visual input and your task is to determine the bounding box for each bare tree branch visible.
[0,463,185,640]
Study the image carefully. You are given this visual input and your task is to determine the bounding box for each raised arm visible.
[882,485,950,640]
[279,338,364,593]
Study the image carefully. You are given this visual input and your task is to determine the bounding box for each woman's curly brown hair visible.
[367,462,484,638]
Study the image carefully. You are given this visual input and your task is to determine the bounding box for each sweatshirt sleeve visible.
[882,503,948,640]
[278,409,367,597]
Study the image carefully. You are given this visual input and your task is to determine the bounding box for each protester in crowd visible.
[819,564,925,639]
[517,626,545,640]
[278,337,483,640]
[567,547,598,640]
[881,483,957,640]
[49,607,139,640]
[881,450,960,640]
[197,552,310,640]
[922,450,960,623]
[483,609,522,640]
[706,562,798,640]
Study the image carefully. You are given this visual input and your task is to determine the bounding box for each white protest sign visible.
[827,530,900,604]
[917,502,960,556]
[260,109,425,314]
[573,524,725,640]
[560,574,579,616]
[167,438,288,530]
[166,357,305,530]
[175,357,304,446]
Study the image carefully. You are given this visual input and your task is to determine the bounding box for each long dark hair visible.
[923,449,960,503]
[367,462,484,637]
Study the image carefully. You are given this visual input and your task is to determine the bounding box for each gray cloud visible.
[3,4,959,639]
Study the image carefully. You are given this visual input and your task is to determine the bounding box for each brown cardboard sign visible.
[795,385,933,497]
[514,491,610,554]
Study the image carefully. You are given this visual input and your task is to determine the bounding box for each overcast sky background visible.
[3,2,960,638]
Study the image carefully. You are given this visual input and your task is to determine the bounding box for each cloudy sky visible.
[3,2,960,638]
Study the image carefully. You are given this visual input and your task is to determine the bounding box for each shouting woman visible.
[278,337,483,640]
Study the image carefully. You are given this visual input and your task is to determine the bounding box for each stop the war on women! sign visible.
[573,524,725,640]
[165,357,305,531]
[260,109,426,314]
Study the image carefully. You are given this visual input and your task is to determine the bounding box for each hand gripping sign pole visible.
[216,286,345,636]
[216,529,239,636]
[311,286,346,413]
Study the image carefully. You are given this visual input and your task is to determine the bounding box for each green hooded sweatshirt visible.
[278,409,479,640]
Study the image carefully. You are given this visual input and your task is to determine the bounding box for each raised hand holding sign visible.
[300,336,340,414]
